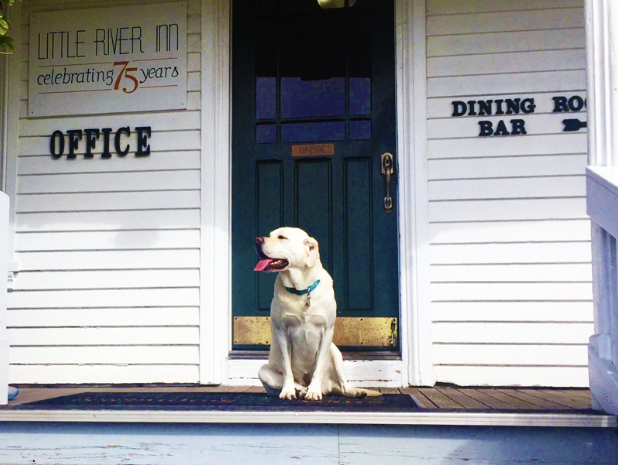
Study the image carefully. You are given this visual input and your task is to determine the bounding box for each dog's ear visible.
[303,237,319,268]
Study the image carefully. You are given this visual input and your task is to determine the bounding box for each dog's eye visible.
[278,235,287,240]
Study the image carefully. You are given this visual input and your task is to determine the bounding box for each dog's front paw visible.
[304,388,323,401]
[279,385,297,400]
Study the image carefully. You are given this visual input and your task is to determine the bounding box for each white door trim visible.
[2,0,21,282]
[396,0,435,386]
[200,0,435,387]
[199,0,232,384]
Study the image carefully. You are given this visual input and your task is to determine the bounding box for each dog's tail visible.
[359,388,381,397]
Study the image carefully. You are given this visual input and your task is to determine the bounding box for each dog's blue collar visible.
[286,279,320,296]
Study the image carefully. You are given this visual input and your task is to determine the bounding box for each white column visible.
[586,0,618,415]
[0,16,10,405]
[0,193,8,404]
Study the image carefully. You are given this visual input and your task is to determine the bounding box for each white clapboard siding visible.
[431,283,593,301]
[434,366,588,388]
[432,302,594,323]
[10,346,200,365]
[428,133,588,159]
[430,264,593,283]
[429,198,587,222]
[427,0,584,16]
[426,2,593,387]
[13,367,198,388]
[428,70,587,98]
[430,220,591,243]
[17,170,201,194]
[428,92,587,118]
[8,288,200,309]
[188,34,201,53]
[8,365,200,385]
[427,30,585,58]
[188,72,201,91]
[16,191,201,212]
[15,209,200,232]
[19,100,27,119]
[15,250,200,271]
[11,3,203,384]
[430,243,591,265]
[429,115,586,139]
[427,8,584,36]
[13,270,200,291]
[428,49,586,78]
[433,323,594,345]
[15,230,200,251]
[428,155,587,180]
[188,91,201,110]
[433,344,588,366]
[8,327,199,346]
[429,176,585,201]
[18,151,201,174]
[8,308,200,327]
[188,14,201,33]
[188,52,201,70]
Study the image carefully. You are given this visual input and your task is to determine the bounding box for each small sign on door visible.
[291,143,335,157]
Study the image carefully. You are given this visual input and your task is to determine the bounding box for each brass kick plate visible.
[233,317,398,347]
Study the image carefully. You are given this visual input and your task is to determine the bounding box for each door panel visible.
[232,0,398,351]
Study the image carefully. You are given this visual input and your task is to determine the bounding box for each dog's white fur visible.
[256,227,379,400]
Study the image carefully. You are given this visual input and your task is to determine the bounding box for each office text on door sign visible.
[451,95,587,136]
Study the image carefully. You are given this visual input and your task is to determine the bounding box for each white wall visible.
[426,0,593,386]
[4,0,595,387]
[7,0,202,384]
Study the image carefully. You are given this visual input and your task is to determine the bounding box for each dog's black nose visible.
[255,237,264,245]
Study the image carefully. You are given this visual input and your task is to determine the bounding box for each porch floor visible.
[1,386,615,428]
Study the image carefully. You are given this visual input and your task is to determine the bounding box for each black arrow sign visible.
[563,119,588,132]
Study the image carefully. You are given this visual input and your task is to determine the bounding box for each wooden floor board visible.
[436,388,489,409]
[477,389,544,410]
[379,387,400,395]
[556,389,592,401]
[541,389,591,405]
[216,385,248,393]
[417,388,463,409]
[498,389,571,410]
[245,386,266,393]
[399,388,437,408]
[457,389,516,410]
[519,389,591,410]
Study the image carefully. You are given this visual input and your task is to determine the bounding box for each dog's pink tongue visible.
[254,259,272,272]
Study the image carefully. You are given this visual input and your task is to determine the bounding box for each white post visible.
[0,3,11,404]
[0,193,8,405]
[586,0,618,415]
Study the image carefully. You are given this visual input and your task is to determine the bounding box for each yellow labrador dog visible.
[254,227,379,400]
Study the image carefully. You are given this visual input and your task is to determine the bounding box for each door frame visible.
[199,0,435,387]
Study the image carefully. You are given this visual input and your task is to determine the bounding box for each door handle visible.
[380,152,395,213]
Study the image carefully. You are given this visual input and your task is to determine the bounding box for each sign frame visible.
[28,2,188,117]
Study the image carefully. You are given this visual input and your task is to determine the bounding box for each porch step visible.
[0,386,614,428]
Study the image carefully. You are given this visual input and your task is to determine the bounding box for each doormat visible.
[9,392,419,412]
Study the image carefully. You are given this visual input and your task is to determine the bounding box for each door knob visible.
[380,152,395,213]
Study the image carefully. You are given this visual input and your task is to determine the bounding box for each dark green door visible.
[232,0,398,351]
